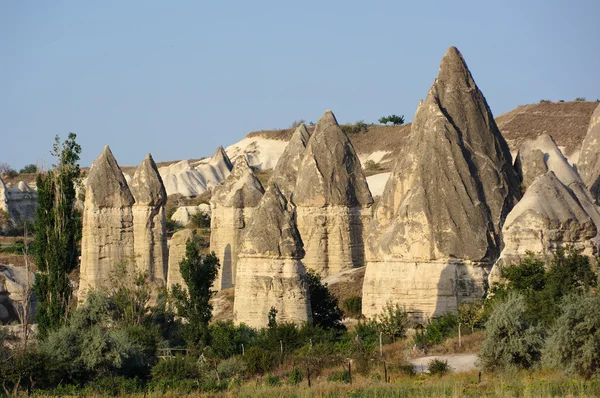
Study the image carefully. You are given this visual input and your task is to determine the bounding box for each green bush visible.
[19,164,37,174]
[544,292,600,379]
[209,320,257,359]
[428,359,450,376]
[414,313,458,349]
[480,293,544,371]
[244,346,277,375]
[151,355,199,381]
[216,356,247,379]
[287,367,303,385]
[189,212,210,228]
[306,270,344,331]
[575,97,586,101]
[379,114,405,125]
[327,369,351,383]
[265,373,281,386]
[363,160,380,172]
[377,301,409,342]
[342,296,362,318]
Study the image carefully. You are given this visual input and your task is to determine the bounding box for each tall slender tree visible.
[33,133,81,338]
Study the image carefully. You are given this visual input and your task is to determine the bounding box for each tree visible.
[544,292,600,379]
[479,293,544,371]
[32,134,81,338]
[0,162,16,177]
[377,302,409,342]
[379,114,405,126]
[171,237,220,349]
[19,164,37,174]
[458,300,482,334]
[305,270,344,331]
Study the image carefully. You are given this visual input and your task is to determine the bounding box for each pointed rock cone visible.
[362,47,521,322]
[166,228,195,291]
[293,110,373,277]
[577,104,600,204]
[130,154,169,285]
[489,172,597,285]
[210,145,234,172]
[270,123,311,200]
[79,146,135,304]
[210,156,265,290]
[234,183,311,328]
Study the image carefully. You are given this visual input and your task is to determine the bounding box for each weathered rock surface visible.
[171,204,211,225]
[363,47,521,321]
[294,110,373,277]
[489,172,598,284]
[79,146,135,303]
[234,184,311,328]
[1,180,38,224]
[166,229,194,291]
[130,154,168,284]
[0,264,36,324]
[578,104,600,204]
[270,123,311,200]
[210,156,264,290]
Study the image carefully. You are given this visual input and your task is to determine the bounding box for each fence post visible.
[379,331,383,357]
[348,362,352,385]
[384,361,388,383]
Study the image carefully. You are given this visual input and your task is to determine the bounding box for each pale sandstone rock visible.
[166,229,194,291]
[294,110,373,277]
[210,156,264,290]
[3,181,37,224]
[270,123,311,200]
[171,204,211,225]
[0,264,36,324]
[79,146,135,303]
[578,104,600,204]
[130,154,168,284]
[234,184,311,328]
[489,172,597,285]
[363,47,521,322]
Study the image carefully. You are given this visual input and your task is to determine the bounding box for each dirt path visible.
[409,353,478,373]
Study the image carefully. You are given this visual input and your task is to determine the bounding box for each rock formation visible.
[171,204,211,226]
[362,46,521,321]
[166,229,194,291]
[79,146,135,303]
[0,180,38,225]
[270,123,311,199]
[489,172,597,284]
[130,154,168,284]
[234,183,311,328]
[210,156,265,290]
[578,104,600,204]
[294,110,373,277]
[0,264,36,324]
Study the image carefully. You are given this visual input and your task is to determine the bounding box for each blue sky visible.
[1,1,599,169]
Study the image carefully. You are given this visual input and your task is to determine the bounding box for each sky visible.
[1,1,599,170]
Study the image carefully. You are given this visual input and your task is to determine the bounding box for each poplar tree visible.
[33,133,81,338]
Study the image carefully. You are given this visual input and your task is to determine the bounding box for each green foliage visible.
[363,160,380,172]
[265,373,281,386]
[287,367,303,385]
[327,368,351,383]
[342,295,362,318]
[171,237,220,350]
[458,300,483,333]
[0,240,25,254]
[268,307,278,329]
[0,209,11,231]
[575,97,586,101]
[413,313,458,348]
[290,119,305,128]
[19,164,37,174]
[377,302,409,342]
[216,356,247,379]
[151,355,199,381]
[209,320,257,359]
[166,218,183,233]
[544,292,600,379]
[244,346,277,375]
[33,133,81,338]
[379,114,405,125]
[189,211,210,228]
[539,99,552,103]
[480,293,545,371]
[428,359,450,376]
[306,269,344,331]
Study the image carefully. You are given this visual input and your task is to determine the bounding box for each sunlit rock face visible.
[130,154,168,285]
[166,228,194,292]
[209,156,264,290]
[362,47,521,322]
[79,146,135,303]
[234,184,311,328]
[269,123,311,201]
[578,104,600,204]
[294,110,373,277]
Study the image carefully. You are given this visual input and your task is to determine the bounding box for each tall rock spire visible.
[362,47,521,321]
[130,153,168,285]
[269,123,311,200]
[209,156,265,290]
[234,183,311,328]
[79,146,135,303]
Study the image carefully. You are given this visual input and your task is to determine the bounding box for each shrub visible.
[377,301,409,342]
[539,99,552,103]
[306,270,344,331]
[19,164,37,174]
[327,369,351,383]
[379,114,405,125]
[363,160,380,172]
[479,293,544,371]
[428,359,450,376]
[290,119,305,128]
[151,355,199,381]
[458,300,483,333]
[244,347,277,375]
[265,373,281,386]
[189,212,210,228]
[413,313,458,349]
[544,292,600,379]
[166,219,183,233]
[216,356,247,379]
[342,296,362,318]
[575,97,586,101]
[209,320,256,359]
[287,367,303,385]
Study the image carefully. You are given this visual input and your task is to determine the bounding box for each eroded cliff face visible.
[79,146,135,303]
[362,47,521,322]
[234,184,311,328]
[489,172,597,285]
[578,104,600,204]
[294,111,373,277]
[166,229,194,291]
[130,154,168,285]
[269,124,311,200]
[209,156,264,290]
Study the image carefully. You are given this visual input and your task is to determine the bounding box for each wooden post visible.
[379,331,383,357]
[307,367,311,387]
[348,362,352,385]
[241,343,245,356]
[458,323,462,348]
[280,340,284,364]
[384,361,388,383]
[478,371,481,384]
